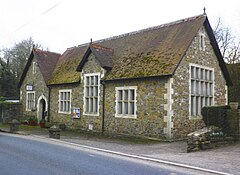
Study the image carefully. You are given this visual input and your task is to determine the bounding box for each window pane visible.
[86,87,89,97]
[90,98,93,112]
[130,102,134,115]
[94,98,98,113]
[196,68,199,79]
[90,87,93,96]
[191,66,195,78]
[86,98,89,112]
[95,76,98,85]
[205,98,208,106]
[191,80,195,94]
[124,90,128,100]
[124,102,128,114]
[201,97,204,109]
[196,96,199,115]
[205,83,208,96]
[205,70,208,80]
[209,83,213,96]
[200,82,204,95]
[209,71,212,81]
[130,90,135,100]
[196,81,199,95]
[86,77,89,85]
[94,87,98,96]
[209,97,213,106]
[118,102,122,114]
[91,76,94,85]
[118,90,123,100]
[191,96,194,115]
[200,69,204,79]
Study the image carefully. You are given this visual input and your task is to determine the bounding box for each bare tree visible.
[1,37,42,80]
[214,18,240,63]
[0,37,43,97]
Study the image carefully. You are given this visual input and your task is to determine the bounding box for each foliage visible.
[40,118,46,123]
[0,37,43,97]
[27,116,38,126]
[227,63,240,103]
[201,106,230,134]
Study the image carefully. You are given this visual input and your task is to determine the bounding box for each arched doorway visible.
[37,95,48,122]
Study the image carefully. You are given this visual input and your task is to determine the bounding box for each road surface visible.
[0,133,207,175]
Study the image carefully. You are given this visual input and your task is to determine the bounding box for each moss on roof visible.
[49,15,207,84]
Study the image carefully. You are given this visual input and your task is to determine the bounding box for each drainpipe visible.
[101,80,106,134]
[47,86,51,123]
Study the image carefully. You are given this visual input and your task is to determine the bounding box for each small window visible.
[59,90,71,114]
[33,62,37,74]
[115,86,137,118]
[26,91,35,111]
[200,33,205,51]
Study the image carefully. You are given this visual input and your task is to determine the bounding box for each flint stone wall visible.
[171,26,227,139]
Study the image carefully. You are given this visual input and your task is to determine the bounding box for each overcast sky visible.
[0,0,239,53]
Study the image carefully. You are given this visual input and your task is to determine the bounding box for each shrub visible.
[28,116,37,126]
[201,105,230,134]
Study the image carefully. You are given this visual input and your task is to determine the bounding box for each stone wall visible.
[171,26,228,139]
[20,57,49,121]
[104,77,168,139]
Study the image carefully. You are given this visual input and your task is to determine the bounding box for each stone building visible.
[18,48,60,122]
[23,14,232,140]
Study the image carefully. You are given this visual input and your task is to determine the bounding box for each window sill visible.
[189,115,203,120]
[115,115,137,119]
[83,113,99,117]
[58,111,71,115]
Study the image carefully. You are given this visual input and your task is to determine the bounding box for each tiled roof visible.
[18,48,60,88]
[34,49,60,83]
[76,44,113,72]
[48,46,87,85]
[48,14,231,85]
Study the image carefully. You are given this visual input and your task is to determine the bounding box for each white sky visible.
[0,0,239,53]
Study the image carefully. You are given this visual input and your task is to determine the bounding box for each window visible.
[115,86,137,118]
[33,62,37,74]
[26,91,35,111]
[199,33,205,51]
[59,90,71,114]
[190,64,214,117]
[84,73,100,116]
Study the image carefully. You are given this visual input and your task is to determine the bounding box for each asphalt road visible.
[0,133,205,175]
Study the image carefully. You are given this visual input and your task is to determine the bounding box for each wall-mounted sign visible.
[72,108,80,119]
[26,85,33,91]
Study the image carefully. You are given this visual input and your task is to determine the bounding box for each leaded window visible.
[190,64,214,116]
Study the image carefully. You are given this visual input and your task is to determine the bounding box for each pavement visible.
[0,124,239,175]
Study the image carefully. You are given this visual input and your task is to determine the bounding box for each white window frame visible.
[33,62,37,74]
[189,63,214,118]
[26,91,35,111]
[83,73,100,116]
[115,86,137,119]
[58,89,72,114]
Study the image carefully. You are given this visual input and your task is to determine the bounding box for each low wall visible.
[188,106,240,152]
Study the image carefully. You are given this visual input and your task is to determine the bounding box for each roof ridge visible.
[90,43,113,51]
[34,48,60,55]
[94,14,205,44]
[71,14,205,49]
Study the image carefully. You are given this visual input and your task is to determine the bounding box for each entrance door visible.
[37,95,48,122]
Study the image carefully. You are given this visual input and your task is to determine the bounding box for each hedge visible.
[201,105,230,134]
